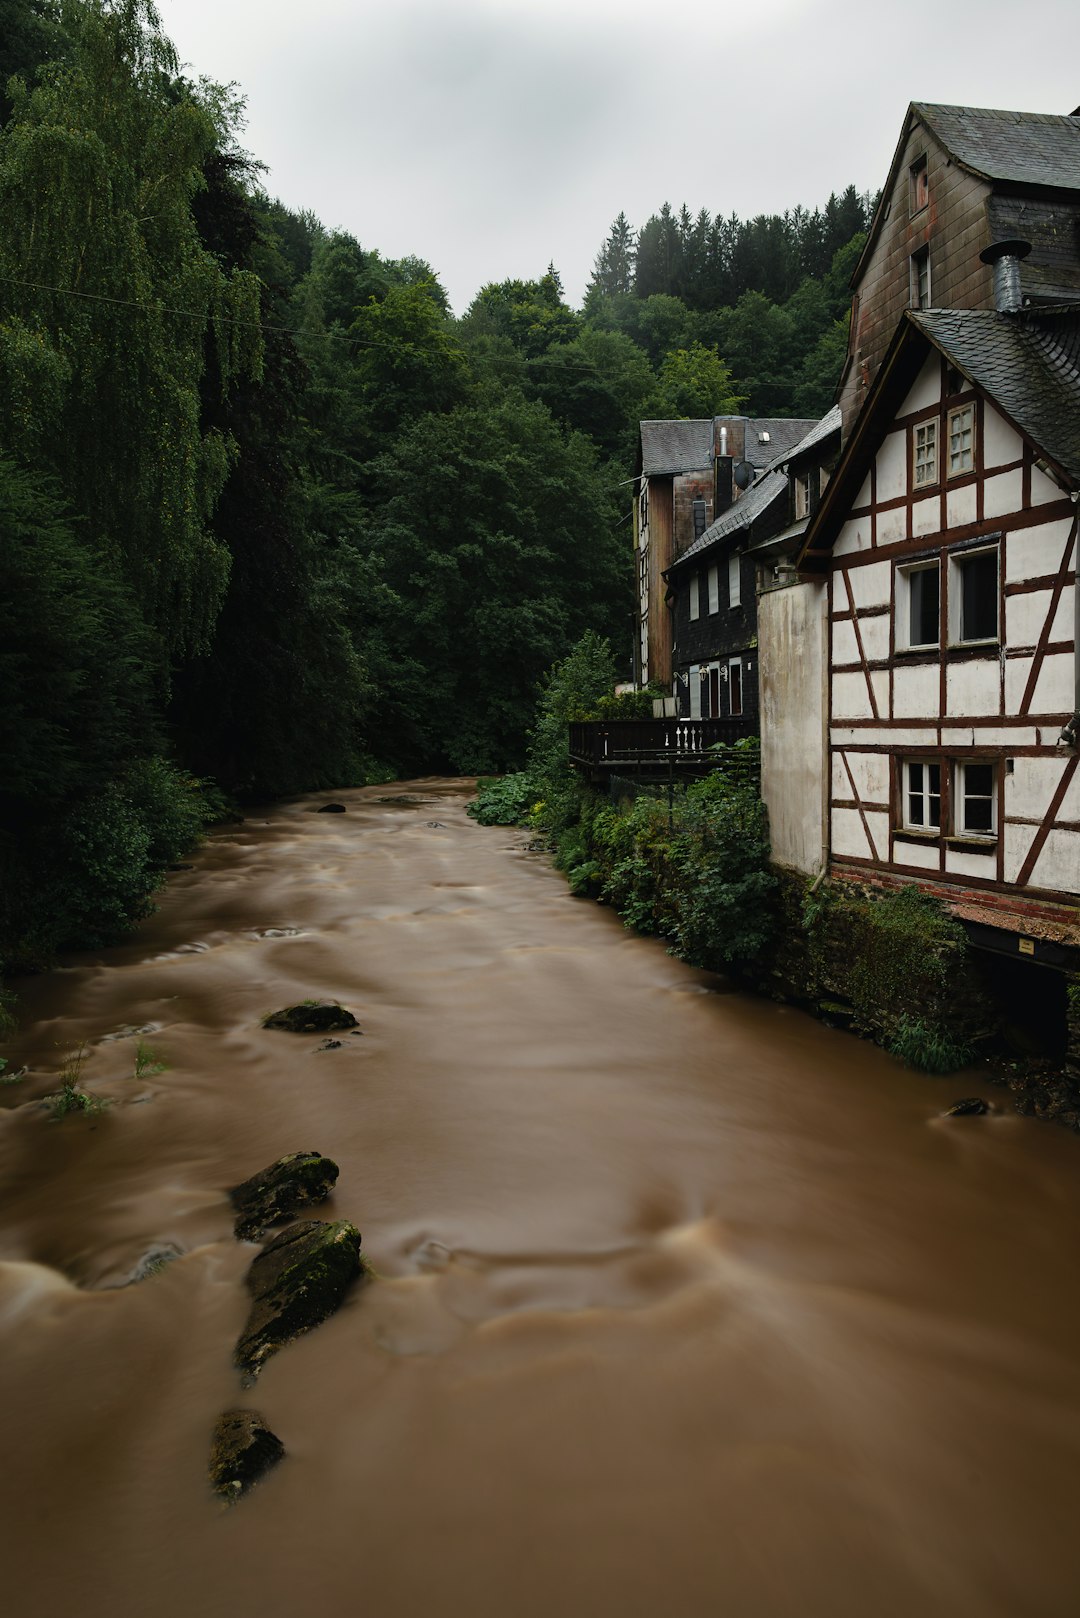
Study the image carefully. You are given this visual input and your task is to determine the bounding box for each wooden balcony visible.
[568,718,759,783]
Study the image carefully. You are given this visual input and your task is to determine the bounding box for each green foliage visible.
[467,773,538,827]
[888,1015,973,1074]
[528,631,620,781]
[651,342,746,419]
[43,1042,110,1118]
[132,1040,165,1079]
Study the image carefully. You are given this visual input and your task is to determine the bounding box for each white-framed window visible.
[903,758,942,831]
[794,468,816,520]
[689,572,700,621]
[913,420,937,488]
[954,760,996,838]
[707,565,719,614]
[949,544,998,644]
[728,552,741,608]
[896,559,940,650]
[947,405,975,476]
[910,247,930,309]
[728,658,743,716]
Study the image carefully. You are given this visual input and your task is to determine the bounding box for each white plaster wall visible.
[831,620,860,666]
[1005,656,1033,710]
[946,484,977,528]
[894,838,939,871]
[878,504,907,544]
[899,355,940,417]
[942,726,1037,747]
[860,615,890,661]
[1006,588,1054,648]
[912,495,939,537]
[870,670,890,715]
[1005,518,1074,582]
[1031,465,1065,506]
[1029,829,1080,894]
[1006,758,1067,821]
[1003,823,1037,883]
[759,583,827,876]
[983,408,1022,469]
[946,659,1000,716]
[847,561,891,610]
[876,430,907,503]
[832,750,889,803]
[983,469,1022,519]
[832,806,872,859]
[832,725,936,748]
[864,810,890,857]
[835,518,871,556]
[1028,652,1073,715]
[893,661,940,718]
[854,473,871,508]
[832,671,873,721]
[945,847,997,879]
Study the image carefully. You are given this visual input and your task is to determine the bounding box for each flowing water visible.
[3,779,1080,1618]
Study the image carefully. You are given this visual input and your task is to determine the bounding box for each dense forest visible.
[0,0,873,981]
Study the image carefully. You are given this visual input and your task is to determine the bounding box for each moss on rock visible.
[236,1219,364,1381]
[229,1152,340,1241]
[209,1409,285,1501]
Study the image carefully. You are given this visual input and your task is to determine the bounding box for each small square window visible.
[950,546,998,644]
[910,247,930,309]
[913,420,937,487]
[909,156,929,215]
[904,759,941,830]
[947,405,974,476]
[955,760,996,838]
[898,560,940,649]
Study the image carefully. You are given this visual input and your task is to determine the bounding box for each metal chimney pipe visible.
[979,239,1032,314]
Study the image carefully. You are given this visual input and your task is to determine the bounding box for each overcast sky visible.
[157,0,1080,313]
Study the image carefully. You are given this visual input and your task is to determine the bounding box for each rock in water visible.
[209,1410,285,1501]
[315,803,347,813]
[944,1097,990,1117]
[263,1003,359,1034]
[236,1219,364,1380]
[229,1152,339,1241]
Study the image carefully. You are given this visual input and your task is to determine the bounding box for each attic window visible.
[758,431,771,445]
[909,155,929,215]
[910,247,930,309]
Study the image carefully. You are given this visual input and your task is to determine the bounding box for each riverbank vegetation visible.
[0,0,872,987]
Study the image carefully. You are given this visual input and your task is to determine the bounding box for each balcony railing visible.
[568,718,758,780]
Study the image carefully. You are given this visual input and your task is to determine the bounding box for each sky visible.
[156,0,1080,313]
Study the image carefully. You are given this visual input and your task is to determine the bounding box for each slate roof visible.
[768,405,842,469]
[915,104,1080,192]
[912,304,1080,482]
[746,417,819,469]
[639,420,714,476]
[668,471,788,570]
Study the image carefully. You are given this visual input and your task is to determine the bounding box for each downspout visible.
[1061,496,1080,749]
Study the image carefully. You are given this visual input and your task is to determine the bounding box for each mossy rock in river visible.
[262,1002,359,1034]
[236,1219,364,1381]
[229,1152,340,1241]
[209,1409,285,1501]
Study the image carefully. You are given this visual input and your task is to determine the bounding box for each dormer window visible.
[909,155,929,215]
[794,468,817,520]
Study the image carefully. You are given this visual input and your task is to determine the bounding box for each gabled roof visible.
[852,101,1080,292]
[769,405,842,469]
[912,306,1080,483]
[668,471,788,570]
[799,303,1080,568]
[639,420,713,476]
[915,104,1080,191]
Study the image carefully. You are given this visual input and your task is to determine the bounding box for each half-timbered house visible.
[799,268,1079,1006]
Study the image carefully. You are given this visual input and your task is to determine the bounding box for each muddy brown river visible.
[2,779,1080,1618]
